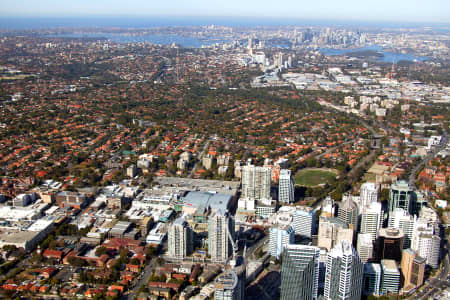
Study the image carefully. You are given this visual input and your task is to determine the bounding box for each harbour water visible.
[319,45,428,63]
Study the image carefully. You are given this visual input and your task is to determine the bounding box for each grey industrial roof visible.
[181,191,232,213]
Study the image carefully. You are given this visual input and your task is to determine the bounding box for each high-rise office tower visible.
[208,209,235,262]
[280,244,320,300]
[388,181,415,215]
[338,197,359,230]
[360,202,382,243]
[269,224,295,259]
[380,259,400,295]
[318,217,353,251]
[360,182,378,208]
[357,233,374,263]
[292,206,316,238]
[279,169,295,204]
[388,208,416,249]
[363,263,381,296]
[168,217,193,259]
[376,228,404,262]
[277,52,283,68]
[401,249,426,291]
[324,240,363,300]
[214,269,244,300]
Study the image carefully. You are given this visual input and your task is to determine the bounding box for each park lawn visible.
[294,169,337,187]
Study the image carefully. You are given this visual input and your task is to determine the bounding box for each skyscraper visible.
[324,240,363,300]
[280,244,320,300]
[363,263,381,296]
[168,217,193,259]
[292,206,316,238]
[238,165,272,214]
[357,233,374,263]
[279,169,295,204]
[360,202,382,243]
[318,217,353,251]
[360,182,378,208]
[388,181,415,215]
[241,165,271,200]
[388,208,416,249]
[269,224,295,259]
[401,249,426,291]
[208,209,235,262]
[376,228,404,262]
[338,197,359,230]
[411,228,440,268]
[380,259,400,295]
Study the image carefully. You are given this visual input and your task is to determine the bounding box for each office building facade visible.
[280,244,320,300]
[324,240,363,300]
[380,259,400,295]
[363,263,381,296]
[318,217,353,251]
[376,228,405,262]
[388,181,415,215]
[401,249,425,291]
[388,208,416,249]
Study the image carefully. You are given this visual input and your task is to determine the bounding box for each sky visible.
[1,0,449,24]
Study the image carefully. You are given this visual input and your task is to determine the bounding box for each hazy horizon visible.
[0,15,449,31]
[1,0,449,24]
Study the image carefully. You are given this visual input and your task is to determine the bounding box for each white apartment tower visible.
[411,228,440,268]
[168,217,194,259]
[238,165,272,213]
[279,169,295,204]
[360,182,378,208]
[324,240,364,300]
[241,165,271,200]
[269,224,295,259]
[292,206,316,238]
[208,209,235,263]
[360,202,382,243]
[357,233,374,263]
[388,208,416,249]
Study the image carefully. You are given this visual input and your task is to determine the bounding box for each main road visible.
[409,131,448,188]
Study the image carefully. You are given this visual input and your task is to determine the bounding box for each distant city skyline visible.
[1,0,449,24]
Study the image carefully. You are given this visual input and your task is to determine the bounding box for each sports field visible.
[294,168,337,187]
